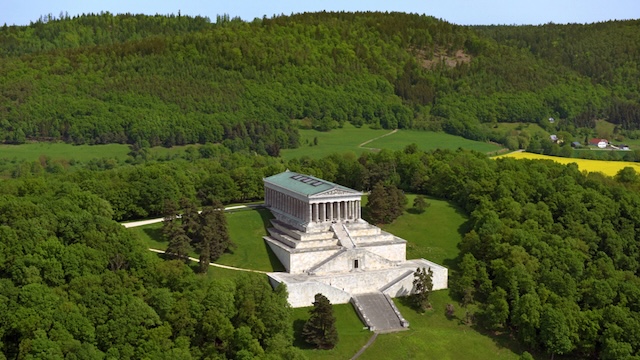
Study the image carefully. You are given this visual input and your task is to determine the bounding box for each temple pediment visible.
[311,187,361,198]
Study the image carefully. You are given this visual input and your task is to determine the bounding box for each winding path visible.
[358,129,398,151]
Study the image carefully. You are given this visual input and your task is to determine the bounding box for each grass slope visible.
[496,151,638,176]
[359,291,524,360]
[293,304,372,360]
[381,195,468,267]
[281,123,389,160]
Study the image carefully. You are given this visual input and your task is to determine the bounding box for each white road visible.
[121,204,263,228]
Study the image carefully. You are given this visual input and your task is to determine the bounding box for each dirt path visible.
[358,129,399,151]
[350,333,378,360]
[121,204,261,228]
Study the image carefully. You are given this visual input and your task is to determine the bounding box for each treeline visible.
[1,12,639,149]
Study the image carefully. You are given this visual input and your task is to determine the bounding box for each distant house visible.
[622,144,630,150]
[571,141,582,148]
[589,138,608,149]
[548,117,555,124]
[550,134,558,142]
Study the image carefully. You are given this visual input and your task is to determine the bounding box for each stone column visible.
[328,202,333,221]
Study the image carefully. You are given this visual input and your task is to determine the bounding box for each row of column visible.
[309,200,361,223]
[266,187,307,221]
[265,187,361,223]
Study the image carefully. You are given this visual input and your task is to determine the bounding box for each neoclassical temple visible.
[264,172,362,231]
[263,171,448,330]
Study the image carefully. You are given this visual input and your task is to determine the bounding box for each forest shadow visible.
[143,226,167,245]
[292,319,314,349]
[257,207,285,272]
[264,241,285,272]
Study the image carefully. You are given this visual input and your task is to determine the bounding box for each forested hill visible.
[1,12,639,151]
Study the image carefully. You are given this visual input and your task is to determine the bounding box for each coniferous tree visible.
[367,182,407,224]
[302,293,338,349]
[180,197,200,241]
[198,200,234,261]
[412,267,433,311]
[367,182,389,224]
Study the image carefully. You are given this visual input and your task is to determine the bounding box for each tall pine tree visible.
[302,293,338,349]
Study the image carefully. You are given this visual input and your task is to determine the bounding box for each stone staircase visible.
[351,292,409,333]
[331,223,356,248]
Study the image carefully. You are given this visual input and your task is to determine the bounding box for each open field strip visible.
[495,151,640,176]
[366,129,502,154]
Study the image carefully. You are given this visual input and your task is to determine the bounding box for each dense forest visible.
[3,10,640,359]
[1,12,639,150]
[3,143,640,358]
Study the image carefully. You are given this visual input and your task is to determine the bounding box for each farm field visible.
[282,123,503,160]
[495,151,640,176]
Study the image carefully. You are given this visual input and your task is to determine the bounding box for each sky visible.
[1,0,639,27]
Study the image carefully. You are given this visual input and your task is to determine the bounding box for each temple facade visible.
[264,172,362,231]
[263,171,448,314]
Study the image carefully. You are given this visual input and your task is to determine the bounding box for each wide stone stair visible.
[351,292,409,333]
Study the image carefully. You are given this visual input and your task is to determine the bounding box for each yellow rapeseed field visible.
[494,151,640,177]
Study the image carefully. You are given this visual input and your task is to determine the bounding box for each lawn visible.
[293,303,372,360]
[128,207,284,272]
[366,129,502,154]
[380,195,469,268]
[358,291,525,360]
[495,151,640,176]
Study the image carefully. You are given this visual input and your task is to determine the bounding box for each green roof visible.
[264,171,358,197]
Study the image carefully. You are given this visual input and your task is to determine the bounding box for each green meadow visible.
[366,130,502,154]
[281,123,391,160]
[281,123,502,160]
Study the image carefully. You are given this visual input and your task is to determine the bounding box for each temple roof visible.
[264,171,361,197]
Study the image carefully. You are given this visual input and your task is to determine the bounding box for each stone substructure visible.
[263,171,448,326]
